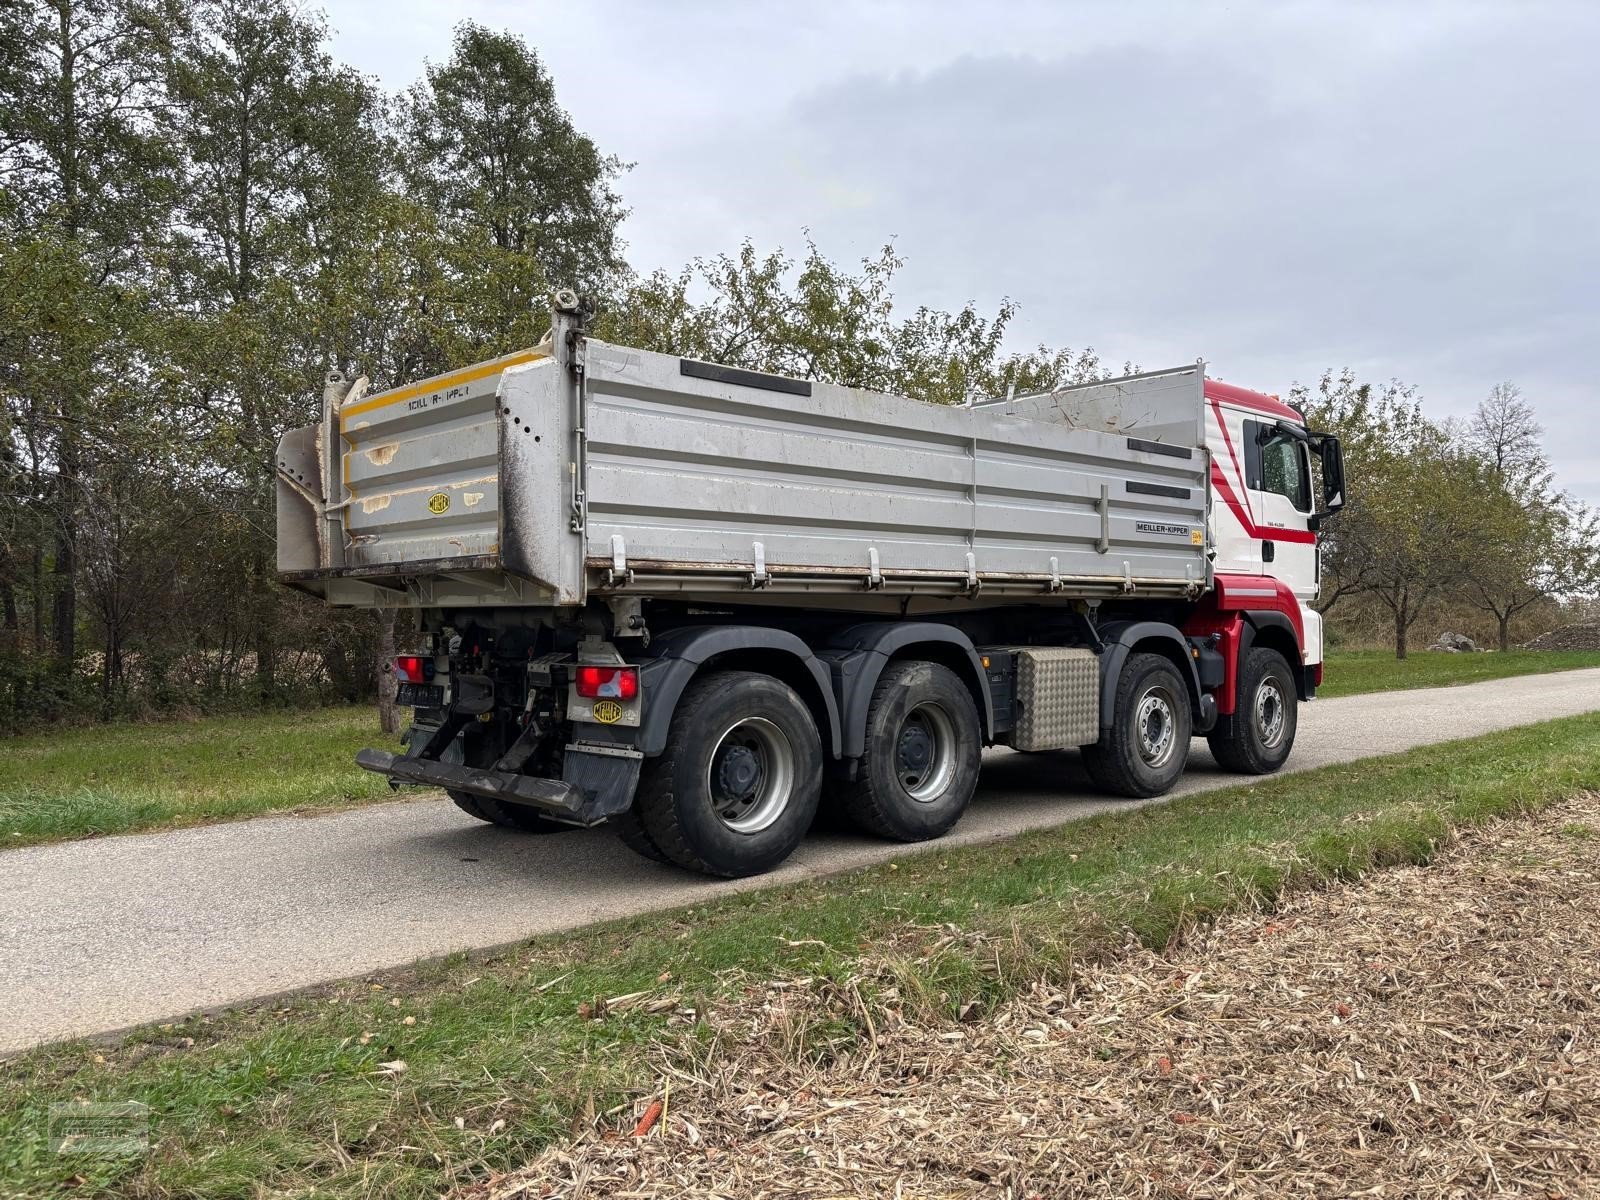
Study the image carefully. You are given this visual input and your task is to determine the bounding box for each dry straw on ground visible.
[463,796,1600,1199]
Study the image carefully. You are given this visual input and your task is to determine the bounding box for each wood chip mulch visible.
[464,794,1600,1199]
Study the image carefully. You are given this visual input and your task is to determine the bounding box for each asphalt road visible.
[5,668,1600,1054]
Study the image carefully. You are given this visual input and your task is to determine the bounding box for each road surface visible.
[4,669,1599,1054]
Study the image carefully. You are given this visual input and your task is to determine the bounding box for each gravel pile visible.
[1525,623,1600,651]
[464,795,1600,1200]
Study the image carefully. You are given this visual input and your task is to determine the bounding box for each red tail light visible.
[575,664,638,701]
[395,655,427,683]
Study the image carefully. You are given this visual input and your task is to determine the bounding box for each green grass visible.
[0,707,398,847]
[5,713,1600,1200]
[1320,648,1600,697]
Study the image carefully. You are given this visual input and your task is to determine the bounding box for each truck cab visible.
[1200,378,1345,696]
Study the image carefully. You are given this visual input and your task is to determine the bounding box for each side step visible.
[355,749,587,819]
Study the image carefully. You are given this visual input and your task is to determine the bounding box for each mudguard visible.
[817,622,995,758]
[632,626,843,757]
[1095,619,1215,735]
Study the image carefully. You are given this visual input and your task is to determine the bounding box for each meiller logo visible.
[1136,521,1191,537]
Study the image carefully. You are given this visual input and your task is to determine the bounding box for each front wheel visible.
[633,671,823,877]
[1207,647,1297,774]
[1081,652,1192,798]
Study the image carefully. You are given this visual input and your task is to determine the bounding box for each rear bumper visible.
[357,749,589,818]
[355,744,641,825]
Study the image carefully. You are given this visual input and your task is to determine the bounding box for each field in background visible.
[0,707,396,847]
[1317,649,1600,697]
[4,652,1600,848]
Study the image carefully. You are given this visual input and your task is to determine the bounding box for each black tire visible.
[448,790,571,834]
[1207,647,1297,774]
[612,805,671,863]
[1081,652,1192,798]
[634,671,823,877]
[841,660,982,841]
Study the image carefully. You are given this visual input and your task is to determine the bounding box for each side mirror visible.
[1309,433,1345,528]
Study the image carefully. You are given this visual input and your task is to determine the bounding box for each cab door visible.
[1244,421,1318,598]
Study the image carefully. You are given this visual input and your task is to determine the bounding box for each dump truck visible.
[277,291,1346,877]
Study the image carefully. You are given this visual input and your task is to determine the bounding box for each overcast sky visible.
[325,0,1600,500]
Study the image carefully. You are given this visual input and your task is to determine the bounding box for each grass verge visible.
[0,707,397,847]
[4,713,1600,1199]
[1318,647,1600,697]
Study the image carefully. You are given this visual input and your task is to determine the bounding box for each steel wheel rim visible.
[1135,684,1179,769]
[1255,678,1287,749]
[706,716,794,834]
[896,702,958,803]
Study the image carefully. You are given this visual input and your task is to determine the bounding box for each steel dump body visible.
[277,324,1211,609]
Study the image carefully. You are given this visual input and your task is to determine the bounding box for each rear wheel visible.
[1207,647,1297,774]
[448,790,572,834]
[1081,652,1192,798]
[842,660,981,841]
[612,805,670,863]
[634,671,823,877]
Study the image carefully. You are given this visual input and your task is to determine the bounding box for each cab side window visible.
[1245,421,1311,511]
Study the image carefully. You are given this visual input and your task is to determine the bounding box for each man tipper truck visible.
[277,292,1346,878]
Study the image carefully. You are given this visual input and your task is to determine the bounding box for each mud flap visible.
[561,743,644,820]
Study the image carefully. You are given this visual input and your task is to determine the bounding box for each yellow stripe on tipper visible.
[340,348,549,422]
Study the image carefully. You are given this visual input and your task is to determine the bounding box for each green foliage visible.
[403,21,628,302]
[604,236,1110,404]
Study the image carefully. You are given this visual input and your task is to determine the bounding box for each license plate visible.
[396,682,444,708]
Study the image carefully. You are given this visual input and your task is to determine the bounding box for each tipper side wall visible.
[278,317,1211,608]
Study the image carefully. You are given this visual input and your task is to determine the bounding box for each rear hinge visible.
[866,547,883,590]
[964,552,982,598]
[750,541,770,589]
[604,534,634,587]
[1046,555,1063,593]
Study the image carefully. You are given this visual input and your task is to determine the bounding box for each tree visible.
[1464,382,1549,498]
[162,0,389,695]
[404,22,628,306]
[0,0,178,667]
[1456,385,1600,649]
[1295,369,1493,658]
[604,237,1109,404]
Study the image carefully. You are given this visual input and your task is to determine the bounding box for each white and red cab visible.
[1185,379,1345,720]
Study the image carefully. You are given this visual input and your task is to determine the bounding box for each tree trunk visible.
[31,541,45,655]
[52,441,79,667]
[1498,613,1511,653]
[1394,605,1408,661]
[376,607,400,735]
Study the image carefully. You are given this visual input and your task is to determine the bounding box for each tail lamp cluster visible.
[395,656,638,700]
[575,664,638,701]
[393,655,433,684]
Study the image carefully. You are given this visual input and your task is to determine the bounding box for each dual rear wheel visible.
[623,662,983,877]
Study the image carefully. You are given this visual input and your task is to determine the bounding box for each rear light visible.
[575,664,639,701]
[394,655,430,684]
